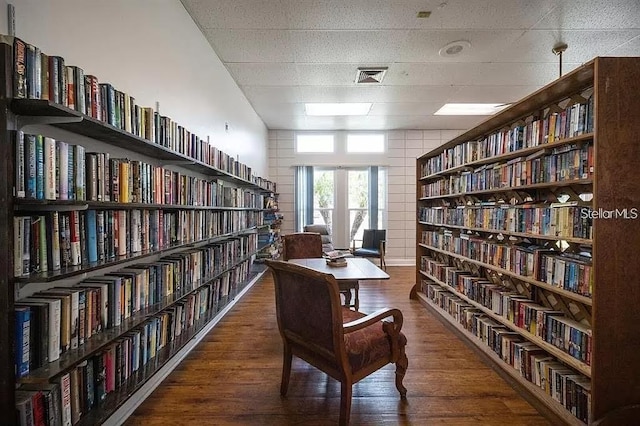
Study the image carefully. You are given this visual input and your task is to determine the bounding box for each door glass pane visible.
[313,169,334,232]
[348,170,368,245]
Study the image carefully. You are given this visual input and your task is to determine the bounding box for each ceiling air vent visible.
[355,67,388,84]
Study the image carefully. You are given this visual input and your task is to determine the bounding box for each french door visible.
[309,167,385,249]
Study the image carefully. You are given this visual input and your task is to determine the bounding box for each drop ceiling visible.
[180,0,640,131]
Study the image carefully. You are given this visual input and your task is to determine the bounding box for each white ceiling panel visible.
[282,0,440,30]
[607,35,640,56]
[181,0,640,130]
[182,0,289,29]
[241,86,303,104]
[422,0,558,30]
[298,85,456,103]
[534,0,640,30]
[398,30,525,63]
[203,29,296,63]
[290,30,409,63]
[294,63,367,86]
[450,85,542,104]
[368,102,445,116]
[225,63,300,86]
[498,29,640,64]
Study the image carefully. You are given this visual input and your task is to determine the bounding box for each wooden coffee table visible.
[288,258,390,309]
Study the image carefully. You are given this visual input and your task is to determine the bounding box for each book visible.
[21,297,60,361]
[43,136,56,200]
[15,130,26,198]
[14,306,30,378]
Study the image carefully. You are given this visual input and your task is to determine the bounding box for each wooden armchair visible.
[351,229,386,270]
[282,232,359,308]
[265,259,408,425]
[282,232,324,261]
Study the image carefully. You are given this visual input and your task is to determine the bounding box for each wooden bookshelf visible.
[412,57,640,425]
[0,37,278,425]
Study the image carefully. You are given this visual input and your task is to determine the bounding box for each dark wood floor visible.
[125,266,551,425]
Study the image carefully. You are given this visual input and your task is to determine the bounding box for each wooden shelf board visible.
[71,267,265,426]
[418,221,592,245]
[14,199,265,211]
[419,133,594,181]
[10,99,272,192]
[18,252,261,383]
[415,292,586,426]
[418,270,591,377]
[15,228,261,284]
[419,179,593,201]
[417,243,593,305]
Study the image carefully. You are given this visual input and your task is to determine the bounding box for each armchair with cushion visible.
[265,259,408,425]
[303,224,335,253]
[282,232,358,309]
[351,229,386,270]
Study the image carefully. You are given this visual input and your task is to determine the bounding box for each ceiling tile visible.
[290,30,409,63]
[534,0,640,30]
[497,29,640,63]
[398,29,524,63]
[451,85,542,104]
[242,86,303,104]
[298,85,456,103]
[181,0,289,29]
[203,29,296,62]
[607,35,640,56]
[294,63,363,85]
[225,63,300,85]
[450,62,564,86]
[369,102,444,116]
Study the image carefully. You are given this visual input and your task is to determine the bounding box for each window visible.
[347,133,385,153]
[296,134,334,153]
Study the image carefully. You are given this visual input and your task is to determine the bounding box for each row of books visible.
[5,36,275,187]
[418,202,592,240]
[422,282,590,423]
[421,256,592,365]
[420,91,594,177]
[15,262,251,426]
[421,230,593,297]
[420,144,593,197]
[14,209,262,276]
[15,133,267,208]
[14,239,255,377]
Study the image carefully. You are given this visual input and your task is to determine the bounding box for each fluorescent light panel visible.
[305,103,372,116]
[434,103,510,116]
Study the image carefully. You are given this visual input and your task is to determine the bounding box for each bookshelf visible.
[411,57,640,425]
[0,36,276,425]
[256,193,283,262]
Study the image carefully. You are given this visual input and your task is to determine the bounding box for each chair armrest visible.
[343,308,403,334]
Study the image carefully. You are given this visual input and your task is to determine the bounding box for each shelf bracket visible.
[17,115,84,130]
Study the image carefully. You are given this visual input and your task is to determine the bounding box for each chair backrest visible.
[362,229,386,251]
[265,260,347,363]
[282,232,323,260]
[303,224,335,252]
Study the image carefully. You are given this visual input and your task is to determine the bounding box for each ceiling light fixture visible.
[434,103,510,116]
[417,11,431,18]
[439,40,471,57]
[305,103,372,116]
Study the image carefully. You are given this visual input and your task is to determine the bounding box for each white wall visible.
[269,129,465,265]
[11,0,269,177]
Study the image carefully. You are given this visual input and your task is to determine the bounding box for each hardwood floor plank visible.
[126,266,552,425]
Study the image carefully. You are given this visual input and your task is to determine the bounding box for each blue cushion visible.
[353,248,380,257]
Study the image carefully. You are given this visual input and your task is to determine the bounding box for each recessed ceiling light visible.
[439,40,471,57]
[305,103,372,116]
[434,103,510,116]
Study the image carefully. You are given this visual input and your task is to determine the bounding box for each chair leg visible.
[280,344,292,396]
[342,290,352,308]
[353,282,359,311]
[339,381,353,426]
[395,344,408,399]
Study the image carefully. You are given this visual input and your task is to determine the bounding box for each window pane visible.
[347,134,385,153]
[313,170,334,230]
[297,134,334,152]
